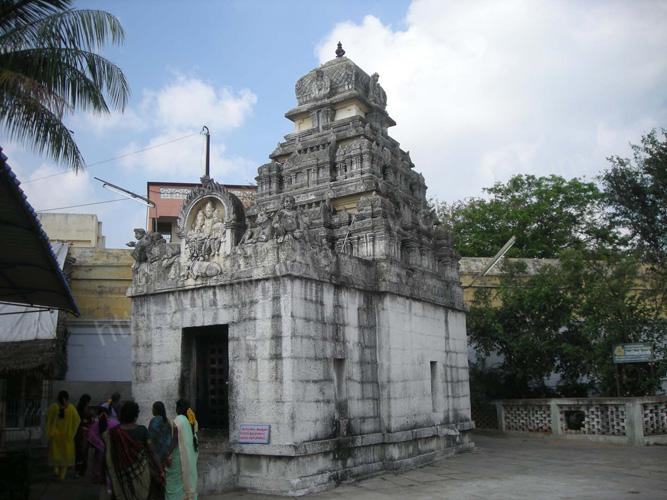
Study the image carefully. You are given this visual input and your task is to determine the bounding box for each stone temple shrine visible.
[128,46,474,495]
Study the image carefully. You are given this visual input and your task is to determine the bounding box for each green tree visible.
[0,0,129,171]
[597,129,667,395]
[468,251,666,400]
[467,260,582,398]
[438,174,618,258]
[601,129,667,268]
[463,134,667,400]
[561,250,666,397]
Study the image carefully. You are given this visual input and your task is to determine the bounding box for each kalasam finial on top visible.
[335,41,345,58]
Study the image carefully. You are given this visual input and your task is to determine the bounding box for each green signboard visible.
[612,343,654,363]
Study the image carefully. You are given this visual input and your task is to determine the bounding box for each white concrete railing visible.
[472,396,667,446]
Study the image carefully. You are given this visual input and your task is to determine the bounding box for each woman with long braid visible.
[74,393,94,478]
[148,401,173,499]
[46,391,80,481]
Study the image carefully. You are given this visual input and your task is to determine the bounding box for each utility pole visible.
[202,126,210,177]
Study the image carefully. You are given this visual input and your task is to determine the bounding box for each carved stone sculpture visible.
[204,208,225,256]
[148,232,181,266]
[239,209,274,246]
[368,73,387,108]
[273,195,312,243]
[126,228,152,269]
[312,69,331,99]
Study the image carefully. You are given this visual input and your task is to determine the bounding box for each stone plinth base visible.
[198,425,473,496]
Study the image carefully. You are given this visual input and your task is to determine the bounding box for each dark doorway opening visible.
[181,325,229,432]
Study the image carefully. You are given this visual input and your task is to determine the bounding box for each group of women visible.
[46,391,199,500]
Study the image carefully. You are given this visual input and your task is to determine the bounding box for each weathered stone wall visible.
[132,266,472,495]
[288,279,380,443]
[376,295,470,433]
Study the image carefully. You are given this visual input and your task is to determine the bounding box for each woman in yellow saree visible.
[46,391,80,481]
[165,399,199,500]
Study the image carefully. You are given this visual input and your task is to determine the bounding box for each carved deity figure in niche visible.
[344,65,355,90]
[203,201,215,235]
[205,209,226,256]
[185,210,207,261]
[273,195,311,243]
[312,69,330,98]
[184,200,227,261]
[126,228,152,269]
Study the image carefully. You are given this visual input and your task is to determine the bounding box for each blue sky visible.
[5,0,667,248]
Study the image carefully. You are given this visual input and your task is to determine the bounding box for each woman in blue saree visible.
[148,401,172,499]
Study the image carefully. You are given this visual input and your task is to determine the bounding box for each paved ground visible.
[28,432,667,499]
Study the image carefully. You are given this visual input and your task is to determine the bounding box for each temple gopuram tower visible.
[128,45,473,495]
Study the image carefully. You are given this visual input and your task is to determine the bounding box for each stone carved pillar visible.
[404,241,419,266]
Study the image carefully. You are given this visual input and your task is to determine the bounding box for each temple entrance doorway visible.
[181,325,229,432]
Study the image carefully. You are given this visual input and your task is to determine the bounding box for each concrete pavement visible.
[28,432,667,499]
[202,432,667,500]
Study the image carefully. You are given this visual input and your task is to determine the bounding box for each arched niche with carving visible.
[176,176,246,257]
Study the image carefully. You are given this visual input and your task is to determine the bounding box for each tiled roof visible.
[0,148,79,315]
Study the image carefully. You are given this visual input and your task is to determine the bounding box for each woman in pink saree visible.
[87,406,118,497]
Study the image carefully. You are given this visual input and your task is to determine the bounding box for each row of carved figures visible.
[240,195,312,245]
[128,194,454,272]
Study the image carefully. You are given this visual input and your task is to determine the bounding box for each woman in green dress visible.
[165,399,199,500]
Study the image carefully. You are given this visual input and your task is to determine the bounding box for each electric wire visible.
[22,132,201,184]
[38,198,128,212]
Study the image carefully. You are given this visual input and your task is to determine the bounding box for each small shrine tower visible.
[128,45,473,495]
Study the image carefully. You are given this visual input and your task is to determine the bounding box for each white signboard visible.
[159,187,191,199]
[238,424,270,444]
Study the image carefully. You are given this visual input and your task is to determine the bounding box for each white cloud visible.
[115,75,258,178]
[69,75,257,138]
[153,76,257,132]
[316,0,667,201]
[69,107,146,134]
[120,131,222,179]
[19,163,98,213]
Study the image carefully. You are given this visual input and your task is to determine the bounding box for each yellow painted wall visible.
[458,257,661,310]
[68,248,133,320]
[459,258,559,307]
[39,213,106,248]
[333,99,367,121]
[293,114,313,133]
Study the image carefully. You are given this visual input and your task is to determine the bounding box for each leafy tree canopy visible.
[601,129,667,268]
[461,129,666,400]
[468,251,666,399]
[0,0,129,171]
[438,174,619,259]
